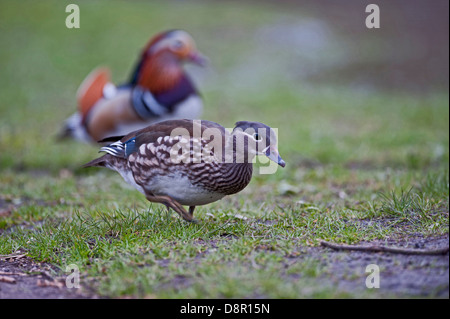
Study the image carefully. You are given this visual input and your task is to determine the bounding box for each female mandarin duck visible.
[84,119,285,222]
[61,30,207,143]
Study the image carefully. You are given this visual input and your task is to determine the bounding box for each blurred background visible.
[0,0,448,173]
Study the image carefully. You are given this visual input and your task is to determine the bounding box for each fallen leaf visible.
[227,213,248,220]
[37,279,64,288]
[277,181,300,196]
[338,191,347,199]
[0,275,16,284]
[59,169,73,179]
[0,207,13,217]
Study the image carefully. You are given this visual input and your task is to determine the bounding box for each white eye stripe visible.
[149,37,187,54]
[149,38,172,54]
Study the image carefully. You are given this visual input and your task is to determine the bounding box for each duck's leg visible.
[188,206,195,217]
[188,206,196,220]
[145,194,193,222]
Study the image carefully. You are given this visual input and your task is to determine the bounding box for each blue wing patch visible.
[99,137,137,159]
[124,138,137,157]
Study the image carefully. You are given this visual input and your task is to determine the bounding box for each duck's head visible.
[232,121,285,167]
[136,30,208,92]
[145,29,208,66]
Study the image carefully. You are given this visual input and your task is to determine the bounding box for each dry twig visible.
[319,240,449,255]
[0,253,27,261]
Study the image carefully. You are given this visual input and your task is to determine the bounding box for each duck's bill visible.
[188,51,209,66]
[264,146,286,168]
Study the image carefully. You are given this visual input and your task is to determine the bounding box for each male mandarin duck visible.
[61,30,207,143]
[83,119,286,222]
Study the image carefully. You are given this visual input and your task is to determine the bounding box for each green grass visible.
[1,169,447,297]
[0,0,448,298]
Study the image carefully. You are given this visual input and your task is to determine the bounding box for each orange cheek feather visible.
[138,56,182,93]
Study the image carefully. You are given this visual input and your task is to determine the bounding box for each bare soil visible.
[0,255,96,299]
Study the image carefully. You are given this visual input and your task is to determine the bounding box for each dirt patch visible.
[0,255,98,299]
[290,235,449,297]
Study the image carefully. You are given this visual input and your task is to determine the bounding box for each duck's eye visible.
[253,133,262,141]
[172,40,184,50]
